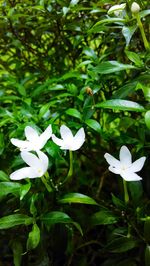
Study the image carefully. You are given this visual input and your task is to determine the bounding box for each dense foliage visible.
[0,0,150,265]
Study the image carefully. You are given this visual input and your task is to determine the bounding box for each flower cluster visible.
[10,125,85,180]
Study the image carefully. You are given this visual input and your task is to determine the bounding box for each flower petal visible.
[21,151,40,168]
[71,128,85,151]
[108,3,126,15]
[10,138,33,151]
[108,166,121,175]
[104,153,121,168]
[25,126,39,142]
[60,125,73,140]
[119,146,132,166]
[37,151,49,173]
[39,125,52,147]
[121,171,142,181]
[10,167,38,180]
[129,156,146,172]
[52,134,64,147]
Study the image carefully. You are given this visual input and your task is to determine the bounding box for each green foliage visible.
[0,0,150,265]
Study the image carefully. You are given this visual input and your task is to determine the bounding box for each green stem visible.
[136,13,149,51]
[41,175,52,192]
[123,179,129,204]
[62,150,73,184]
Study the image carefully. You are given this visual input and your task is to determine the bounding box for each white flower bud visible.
[131,2,140,14]
[108,3,126,16]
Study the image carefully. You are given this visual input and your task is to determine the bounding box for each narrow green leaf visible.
[20,182,31,200]
[0,214,33,229]
[65,108,82,120]
[0,171,9,181]
[93,61,136,74]
[125,51,143,67]
[39,103,51,119]
[41,211,83,235]
[122,25,137,46]
[145,245,150,266]
[144,220,150,242]
[41,211,72,224]
[128,181,143,203]
[58,193,98,205]
[91,210,118,225]
[12,240,23,266]
[89,18,125,33]
[96,99,145,112]
[0,182,22,198]
[85,119,101,133]
[107,237,138,253]
[145,110,150,129]
[27,224,40,250]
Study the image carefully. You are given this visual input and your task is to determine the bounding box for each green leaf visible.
[65,108,82,120]
[111,194,125,209]
[41,211,73,224]
[85,119,101,133]
[0,132,4,155]
[11,240,23,266]
[91,210,118,225]
[96,99,145,112]
[145,245,150,266]
[0,171,9,181]
[27,224,40,250]
[122,25,137,47]
[58,193,98,205]
[144,220,150,242]
[41,211,83,235]
[125,51,143,67]
[93,61,136,74]
[20,182,31,200]
[145,110,150,129]
[128,181,143,204]
[0,182,22,198]
[107,237,138,253]
[39,102,51,119]
[89,18,125,33]
[0,214,33,229]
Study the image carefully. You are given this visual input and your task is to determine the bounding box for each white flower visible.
[10,151,48,180]
[131,2,140,14]
[104,146,146,181]
[52,125,85,151]
[108,3,126,16]
[11,125,52,152]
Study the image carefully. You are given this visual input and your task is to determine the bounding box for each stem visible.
[136,13,149,51]
[41,175,52,192]
[123,179,129,204]
[62,150,73,184]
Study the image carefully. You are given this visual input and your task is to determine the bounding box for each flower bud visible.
[131,2,140,14]
[86,87,93,96]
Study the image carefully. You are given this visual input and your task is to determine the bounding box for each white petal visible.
[11,138,33,151]
[10,167,38,180]
[129,156,146,173]
[119,146,132,166]
[71,128,85,151]
[21,151,40,168]
[25,126,39,142]
[52,134,64,147]
[108,3,126,15]
[108,166,120,175]
[104,153,121,168]
[60,125,73,140]
[121,171,142,181]
[39,125,52,147]
[37,151,49,173]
